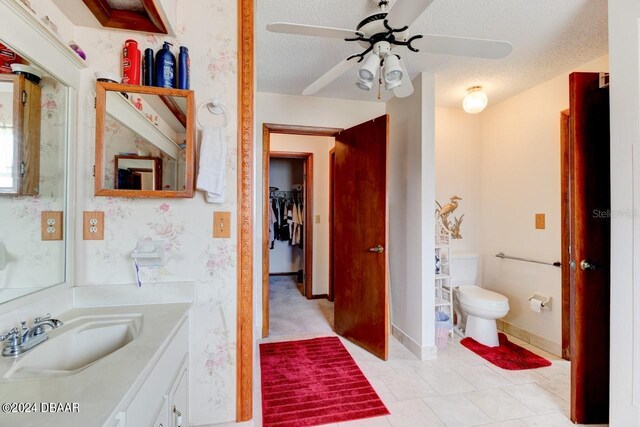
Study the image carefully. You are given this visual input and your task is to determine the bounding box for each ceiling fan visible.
[267,0,513,99]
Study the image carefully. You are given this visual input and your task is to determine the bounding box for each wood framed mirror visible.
[94,81,195,198]
[0,73,41,196]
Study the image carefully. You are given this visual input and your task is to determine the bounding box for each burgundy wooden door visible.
[333,115,389,360]
[569,72,610,424]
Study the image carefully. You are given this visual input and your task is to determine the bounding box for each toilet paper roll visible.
[529,298,544,313]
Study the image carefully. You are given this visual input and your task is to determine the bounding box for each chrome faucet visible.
[0,314,63,357]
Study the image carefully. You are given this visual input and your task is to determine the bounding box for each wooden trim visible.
[310,294,329,300]
[269,272,298,276]
[328,148,335,302]
[560,109,571,361]
[236,0,254,421]
[262,125,271,339]
[82,0,168,34]
[264,123,342,137]
[94,82,195,198]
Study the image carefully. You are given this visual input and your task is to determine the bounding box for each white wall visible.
[255,93,386,330]
[268,157,304,274]
[387,73,436,359]
[435,108,482,254]
[608,0,640,424]
[477,55,608,354]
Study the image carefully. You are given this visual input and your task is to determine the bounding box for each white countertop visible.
[0,302,190,427]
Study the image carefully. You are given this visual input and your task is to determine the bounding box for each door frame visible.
[560,109,571,361]
[262,124,342,338]
[328,147,336,302]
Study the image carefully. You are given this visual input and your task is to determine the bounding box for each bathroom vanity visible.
[0,284,193,427]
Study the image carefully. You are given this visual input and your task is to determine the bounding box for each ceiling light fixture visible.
[463,86,488,114]
[383,54,403,84]
[359,53,380,82]
[356,80,373,91]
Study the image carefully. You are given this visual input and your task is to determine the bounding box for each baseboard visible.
[309,294,328,300]
[496,319,562,356]
[391,324,437,361]
[269,272,297,276]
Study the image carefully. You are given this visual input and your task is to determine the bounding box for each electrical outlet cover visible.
[41,211,63,241]
[83,211,105,240]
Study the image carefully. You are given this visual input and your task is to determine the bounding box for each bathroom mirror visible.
[95,82,195,198]
[0,38,69,304]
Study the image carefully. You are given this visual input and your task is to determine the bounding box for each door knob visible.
[369,245,384,254]
[580,260,597,271]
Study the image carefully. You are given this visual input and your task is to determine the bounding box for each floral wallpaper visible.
[0,76,67,300]
[72,0,239,424]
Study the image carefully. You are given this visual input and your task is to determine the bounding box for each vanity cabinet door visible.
[170,362,188,427]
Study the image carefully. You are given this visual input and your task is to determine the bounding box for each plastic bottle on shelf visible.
[155,41,176,88]
[177,46,190,90]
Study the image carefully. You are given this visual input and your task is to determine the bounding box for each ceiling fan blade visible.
[267,22,363,39]
[393,60,414,98]
[385,0,435,30]
[414,34,513,59]
[302,56,360,96]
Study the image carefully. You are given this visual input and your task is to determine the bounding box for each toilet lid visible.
[458,285,509,311]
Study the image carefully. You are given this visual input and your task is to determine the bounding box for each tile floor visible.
[223,276,606,427]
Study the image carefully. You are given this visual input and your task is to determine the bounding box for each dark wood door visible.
[333,115,389,360]
[569,72,610,424]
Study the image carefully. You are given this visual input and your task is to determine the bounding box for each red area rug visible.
[461,332,552,370]
[259,336,389,427]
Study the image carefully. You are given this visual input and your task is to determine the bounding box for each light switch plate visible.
[535,213,546,230]
[213,212,231,238]
[315,215,321,224]
[41,211,63,241]
[83,211,105,240]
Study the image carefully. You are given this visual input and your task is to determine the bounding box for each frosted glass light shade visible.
[463,87,488,114]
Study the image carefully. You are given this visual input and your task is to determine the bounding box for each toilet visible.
[451,254,509,347]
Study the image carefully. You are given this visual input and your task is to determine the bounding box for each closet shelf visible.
[435,274,450,280]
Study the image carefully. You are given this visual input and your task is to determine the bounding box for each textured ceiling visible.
[256,0,608,107]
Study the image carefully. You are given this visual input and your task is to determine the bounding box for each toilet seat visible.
[458,286,509,312]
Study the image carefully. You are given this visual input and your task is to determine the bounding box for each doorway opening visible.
[262,124,341,338]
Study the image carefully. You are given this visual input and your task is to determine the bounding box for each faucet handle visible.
[34,313,51,323]
[0,327,19,341]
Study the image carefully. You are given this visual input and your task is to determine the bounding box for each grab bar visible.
[495,252,561,268]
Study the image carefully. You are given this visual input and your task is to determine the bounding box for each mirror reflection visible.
[96,83,192,197]
[0,39,68,304]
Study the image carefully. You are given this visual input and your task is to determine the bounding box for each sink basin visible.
[3,314,142,380]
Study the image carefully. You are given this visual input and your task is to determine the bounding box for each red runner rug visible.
[461,332,552,370]
[259,336,389,427]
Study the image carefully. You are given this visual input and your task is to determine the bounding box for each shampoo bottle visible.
[155,42,175,88]
[177,46,190,90]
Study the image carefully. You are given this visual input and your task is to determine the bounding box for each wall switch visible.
[315,215,321,224]
[213,212,231,238]
[83,211,105,240]
[41,211,63,241]
[535,213,546,230]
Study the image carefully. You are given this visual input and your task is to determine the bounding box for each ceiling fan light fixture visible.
[384,77,402,91]
[359,53,380,82]
[383,54,403,84]
[463,86,488,114]
[356,80,373,91]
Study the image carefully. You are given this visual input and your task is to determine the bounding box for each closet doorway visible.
[268,152,313,294]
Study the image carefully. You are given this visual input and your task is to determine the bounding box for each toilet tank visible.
[451,253,479,287]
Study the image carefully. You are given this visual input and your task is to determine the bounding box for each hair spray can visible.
[143,48,154,86]
[122,39,140,85]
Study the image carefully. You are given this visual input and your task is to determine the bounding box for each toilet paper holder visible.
[528,293,550,308]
